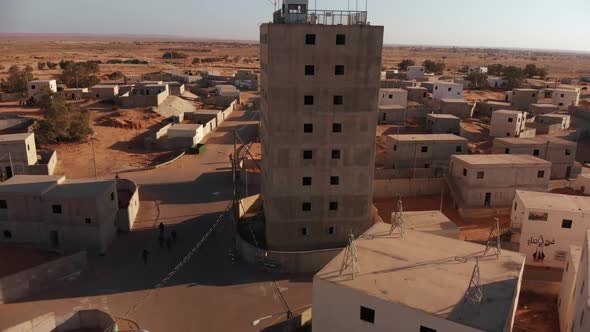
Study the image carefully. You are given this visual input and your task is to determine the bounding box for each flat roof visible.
[195,109,222,115]
[452,154,551,167]
[514,88,539,92]
[0,175,64,194]
[91,84,118,89]
[428,113,460,119]
[494,109,523,115]
[380,88,406,92]
[44,179,115,199]
[403,211,460,239]
[485,101,511,105]
[388,134,467,142]
[537,113,569,118]
[0,132,32,142]
[441,98,467,103]
[378,105,405,110]
[315,223,525,332]
[494,136,576,147]
[515,190,590,214]
[169,124,201,131]
[406,86,426,90]
[29,80,54,83]
[435,82,462,86]
[531,103,558,108]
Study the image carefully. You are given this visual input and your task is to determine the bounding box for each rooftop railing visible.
[273,9,368,25]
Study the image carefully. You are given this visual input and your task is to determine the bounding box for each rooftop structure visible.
[27,80,57,98]
[273,0,367,25]
[313,222,525,332]
[489,110,529,138]
[433,82,464,100]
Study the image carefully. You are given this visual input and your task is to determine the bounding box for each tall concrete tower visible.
[260,0,383,251]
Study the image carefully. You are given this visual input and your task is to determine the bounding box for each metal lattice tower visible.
[340,232,360,279]
[464,257,483,304]
[484,218,501,258]
[390,195,410,236]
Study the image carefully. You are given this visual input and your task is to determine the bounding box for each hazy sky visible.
[1,0,589,52]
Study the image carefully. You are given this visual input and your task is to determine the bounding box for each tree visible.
[107,71,123,80]
[34,93,92,145]
[467,72,489,90]
[398,59,415,71]
[46,61,58,69]
[37,62,46,70]
[60,61,100,88]
[503,66,526,90]
[162,51,187,59]
[487,64,505,76]
[0,65,35,93]
[524,64,538,78]
[423,60,445,74]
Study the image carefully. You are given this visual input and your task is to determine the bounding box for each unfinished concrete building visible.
[511,88,540,111]
[535,113,570,130]
[510,190,590,268]
[405,86,428,102]
[378,88,407,107]
[426,113,461,134]
[529,103,559,114]
[492,136,579,179]
[260,1,383,250]
[439,98,473,118]
[90,84,119,101]
[60,88,88,101]
[489,110,531,138]
[313,223,525,332]
[406,65,425,80]
[433,82,463,100]
[475,100,513,116]
[378,105,405,124]
[448,155,551,212]
[0,175,120,254]
[0,133,57,179]
[385,134,467,178]
[27,80,57,98]
[551,88,580,110]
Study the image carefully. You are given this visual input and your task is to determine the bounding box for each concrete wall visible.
[426,115,461,134]
[526,122,563,135]
[378,106,405,124]
[384,135,467,170]
[373,177,444,198]
[440,99,472,118]
[433,82,463,100]
[512,89,540,111]
[490,111,527,137]
[312,278,484,332]
[26,150,58,176]
[552,90,579,110]
[0,251,87,304]
[558,247,581,332]
[0,133,37,168]
[406,66,425,80]
[90,86,119,100]
[116,178,140,233]
[570,231,590,332]
[0,92,25,102]
[378,88,407,107]
[530,104,559,114]
[260,24,383,251]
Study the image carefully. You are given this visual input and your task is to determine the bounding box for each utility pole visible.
[232,130,239,249]
[90,138,97,179]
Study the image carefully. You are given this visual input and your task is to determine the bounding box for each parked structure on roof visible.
[313,222,525,332]
[448,154,551,215]
[492,136,579,179]
[510,190,590,268]
[260,0,383,251]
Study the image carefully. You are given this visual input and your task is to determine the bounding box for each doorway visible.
[71,93,75,100]
[5,166,12,179]
[566,166,572,179]
[383,113,387,121]
[484,192,492,208]
[50,230,59,249]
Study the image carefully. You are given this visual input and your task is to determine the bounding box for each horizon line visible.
[1,32,589,55]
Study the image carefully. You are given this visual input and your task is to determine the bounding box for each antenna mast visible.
[340,232,360,279]
[464,257,483,304]
[484,217,501,258]
[390,195,412,236]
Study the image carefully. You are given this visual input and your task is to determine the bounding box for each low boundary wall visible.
[373,178,444,198]
[0,251,87,304]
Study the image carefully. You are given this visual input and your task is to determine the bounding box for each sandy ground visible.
[514,291,559,332]
[0,245,60,278]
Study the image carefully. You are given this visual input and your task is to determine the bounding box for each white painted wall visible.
[552,89,580,110]
[312,278,484,332]
[558,246,582,332]
[378,88,407,107]
[433,82,463,100]
[571,231,590,332]
[490,111,527,137]
[406,66,425,80]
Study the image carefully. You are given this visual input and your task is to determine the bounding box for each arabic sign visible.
[527,234,556,264]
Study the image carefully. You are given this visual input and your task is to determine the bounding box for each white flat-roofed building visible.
[574,174,590,195]
[385,134,468,171]
[313,222,525,332]
[433,82,463,100]
[511,190,590,268]
[406,66,425,80]
[552,88,580,110]
[468,66,488,75]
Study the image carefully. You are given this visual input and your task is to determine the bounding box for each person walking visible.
[158,233,165,248]
[159,222,165,234]
[171,230,177,244]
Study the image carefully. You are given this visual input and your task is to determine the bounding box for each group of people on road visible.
[141,222,178,264]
